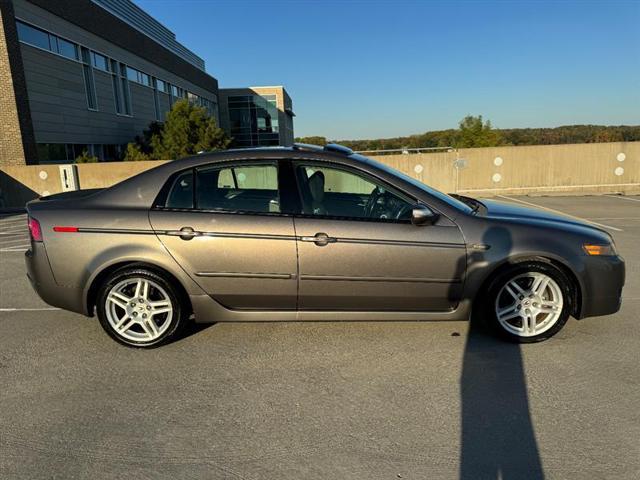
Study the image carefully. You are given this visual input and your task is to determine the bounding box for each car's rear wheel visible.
[96,267,187,348]
[485,261,573,343]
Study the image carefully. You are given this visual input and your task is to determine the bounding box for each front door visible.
[150,161,298,310]
[292,162,466,312]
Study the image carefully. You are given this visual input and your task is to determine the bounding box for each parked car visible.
[25,144,625,347]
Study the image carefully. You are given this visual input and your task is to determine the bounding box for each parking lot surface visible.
[1,195,639,479]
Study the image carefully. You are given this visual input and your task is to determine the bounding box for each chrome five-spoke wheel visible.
[495,272,564,337]
[105,278,173,342]
[97,267,187,348]
[487,262,572,342]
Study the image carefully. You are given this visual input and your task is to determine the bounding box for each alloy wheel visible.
[105,277,173,342]
[495,272,564,337]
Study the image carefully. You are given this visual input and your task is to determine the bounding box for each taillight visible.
[28,216,43,242]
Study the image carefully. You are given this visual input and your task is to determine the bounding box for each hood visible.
[480,198,605,232]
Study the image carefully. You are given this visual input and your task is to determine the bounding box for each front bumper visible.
[577,255,625,319]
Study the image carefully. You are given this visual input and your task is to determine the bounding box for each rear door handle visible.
[166,226,201,241]
[300,232,337,246]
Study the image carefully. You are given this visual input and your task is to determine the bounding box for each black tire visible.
[482,260,573,343]
[96,266,188,348]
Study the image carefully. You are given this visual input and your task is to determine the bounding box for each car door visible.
[149,160,298,310]
[292,162,466,312]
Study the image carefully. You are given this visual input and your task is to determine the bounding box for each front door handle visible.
[166,226,201,241]
[300,232,337,246]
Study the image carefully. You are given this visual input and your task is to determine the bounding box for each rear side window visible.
[165,170,194,209]
[217,166,278,190]
[197,163,280,213]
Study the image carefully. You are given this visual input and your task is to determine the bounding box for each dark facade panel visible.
[26,0,218,93]
[94,70,116,114]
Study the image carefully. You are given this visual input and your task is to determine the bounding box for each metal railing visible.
[355,146,454,156]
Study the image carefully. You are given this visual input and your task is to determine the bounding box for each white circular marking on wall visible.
[414,164,424,174]
[492,173,502,183]
[42,190,50,196]
[493,156,503,167]
[39,170,48,180]
[617,153,626,162]
[614,167,624,176]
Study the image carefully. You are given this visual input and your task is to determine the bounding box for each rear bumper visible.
[25,243,86,315]
[577,255,625,319]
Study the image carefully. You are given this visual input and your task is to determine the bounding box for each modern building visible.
[219,86,295,148]
[0,0,295,166]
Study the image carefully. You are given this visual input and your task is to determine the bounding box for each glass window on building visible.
[16,21,50,50]
[36,143,69,162]
[119,63,132,115]
[80,47,97,110]
[16,21,78,60]
[91,51,109,72]
[125,66,151,86]
[228,94,281,147]
[56,37,78,60]
[110,60,122,114]
[139,72,151,86]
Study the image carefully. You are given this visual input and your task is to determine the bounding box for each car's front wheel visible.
[485,261,573,343]
[96,266,187,348]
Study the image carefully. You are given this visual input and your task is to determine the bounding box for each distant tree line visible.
[296,116,640,152]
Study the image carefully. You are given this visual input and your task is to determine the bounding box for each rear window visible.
[163,163,280,214]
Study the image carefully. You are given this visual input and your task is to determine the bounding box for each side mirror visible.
[411,205,439,226]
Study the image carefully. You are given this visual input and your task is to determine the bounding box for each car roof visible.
[89,144,367,208]
[216,143,355,157]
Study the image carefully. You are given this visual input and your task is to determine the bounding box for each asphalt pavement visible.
[1,195,639,479]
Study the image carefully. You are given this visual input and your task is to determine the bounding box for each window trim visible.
[291,160,420,225]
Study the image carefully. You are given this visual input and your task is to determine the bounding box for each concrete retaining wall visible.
[376,141,639,197]
[1,142,638,208]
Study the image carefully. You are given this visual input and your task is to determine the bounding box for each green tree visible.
[75,150,98,163]
[151,100,230,159]
[123,143,150,161]
[124,100,230,161]
[294,136,327,146]
[454,115,504,148]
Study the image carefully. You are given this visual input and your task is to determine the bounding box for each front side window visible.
[295,164,414,221]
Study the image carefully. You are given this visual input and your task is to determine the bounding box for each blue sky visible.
[135,0,640,139]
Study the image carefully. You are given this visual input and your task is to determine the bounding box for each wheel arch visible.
[86,261,193,317]
[473,254,582,318]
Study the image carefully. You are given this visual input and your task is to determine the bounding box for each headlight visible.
[583,243,617,256]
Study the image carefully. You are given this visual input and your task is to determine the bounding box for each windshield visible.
[353,154,474,214]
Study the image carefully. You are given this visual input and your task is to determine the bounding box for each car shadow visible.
[458,226,545,479]
[459,318,544,479]
[173,318,216,343]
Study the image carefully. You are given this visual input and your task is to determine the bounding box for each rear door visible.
[292,162,467,312]
[149,160,298,310]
